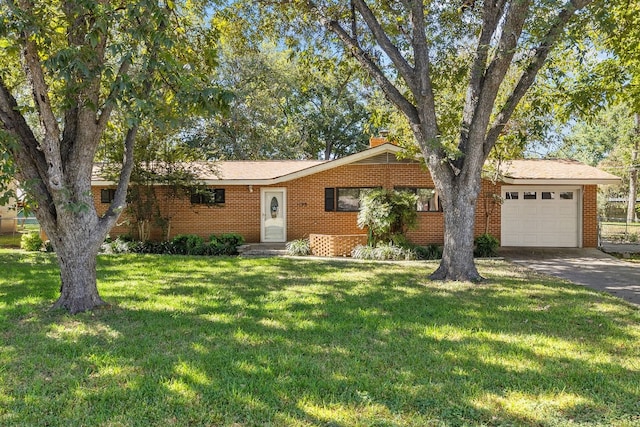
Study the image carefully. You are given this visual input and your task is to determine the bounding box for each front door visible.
[261,188,287,242]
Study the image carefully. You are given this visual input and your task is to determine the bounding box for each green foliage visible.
[182,35,372,160]
[474,233,500,258]
[20,232,42,252]
[357,189,418,246]
[351,243,417,261]
[414,244,443,260]
[171,234,206,255]
[102,233,245,256]
[285,238,311,256]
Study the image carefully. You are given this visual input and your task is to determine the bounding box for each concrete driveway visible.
[500,248,640,307]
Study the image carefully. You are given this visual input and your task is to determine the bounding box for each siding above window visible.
[191,188,225,205]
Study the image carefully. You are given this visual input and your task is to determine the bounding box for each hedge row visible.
[101,233,245,256]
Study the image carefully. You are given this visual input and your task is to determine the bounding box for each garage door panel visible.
[501,186,579,247]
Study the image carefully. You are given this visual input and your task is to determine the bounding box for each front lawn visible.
[0,250,638,426]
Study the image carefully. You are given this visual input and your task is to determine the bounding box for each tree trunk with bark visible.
[430,178,482,281]
[52,239,105,314]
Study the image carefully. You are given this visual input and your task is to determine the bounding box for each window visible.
[505,192,518,200]
[560,192,574,200]
[324,187,374,211]
[337,188,373,211]
[395,187,441,212]
[101,189,116,204]
[523,191,537,200]
[191,188,225,205]
[542,191,555,200]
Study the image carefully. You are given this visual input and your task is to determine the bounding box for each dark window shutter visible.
[324,188,335,211]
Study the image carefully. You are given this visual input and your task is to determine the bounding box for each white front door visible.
[261,188,287,242]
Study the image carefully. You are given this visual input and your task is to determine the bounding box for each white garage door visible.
[501,186,580,247]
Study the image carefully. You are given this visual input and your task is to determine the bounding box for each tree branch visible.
[351,0,418,95]
[315,10,420,126]
[484,0,594,156]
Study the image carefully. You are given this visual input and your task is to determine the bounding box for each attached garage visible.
[501,186,581,247]
[498,159,621,248]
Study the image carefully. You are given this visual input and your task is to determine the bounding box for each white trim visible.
[260,188,287,243]
[501,178,620,185]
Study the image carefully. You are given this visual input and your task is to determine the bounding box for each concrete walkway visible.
[500,248,640,307]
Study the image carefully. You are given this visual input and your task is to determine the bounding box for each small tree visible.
[357,189,418,246]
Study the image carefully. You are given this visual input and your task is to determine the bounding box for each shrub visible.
[101,237,131,254]
[20,232,42,251]
[414,244,443,260]
[172,234,205,255]
[286,238,311,256]
[357,189,418,246]
[208,233,245,256]
[474,233,499,258]
[351,243,416,261]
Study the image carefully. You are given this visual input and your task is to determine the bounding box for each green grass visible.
[0,250,639,426]
[0,234,22,248]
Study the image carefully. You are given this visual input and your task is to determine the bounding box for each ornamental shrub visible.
[351,243,416,261]
[286,238,310,256]
[20,232,42,251]
[474,233,499,258]
[414,244,443,260]
[357,189,418,246]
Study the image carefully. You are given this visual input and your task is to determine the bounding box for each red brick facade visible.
[93,163,598,247]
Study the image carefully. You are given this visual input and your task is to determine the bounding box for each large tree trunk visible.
[39,198,111,314]
[430,174,482,281]
[51,241,105,314]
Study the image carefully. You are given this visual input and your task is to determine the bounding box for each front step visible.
[238,243,287,257]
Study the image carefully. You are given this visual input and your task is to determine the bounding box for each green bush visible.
[172,234,205,255]
[286,238,311,256]
[20,232,43,251]
[414,244,442,260]
[99,233,245,256]
[207,233,244,256]
[474,233,499,258]
[357,189,418,246]
[351,243,416,261]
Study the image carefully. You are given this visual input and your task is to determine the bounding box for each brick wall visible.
[93,165,598,247]
[583,185,598,248]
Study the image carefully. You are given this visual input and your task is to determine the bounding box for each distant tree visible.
[185,7,373,161]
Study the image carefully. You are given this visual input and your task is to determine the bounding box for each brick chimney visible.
[369,129,390,148]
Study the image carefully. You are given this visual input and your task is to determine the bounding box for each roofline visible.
[92,143,409,186]
[500,178,621,185]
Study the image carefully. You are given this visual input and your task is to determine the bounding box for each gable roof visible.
[499,159,620,185]
[92,144,620,186]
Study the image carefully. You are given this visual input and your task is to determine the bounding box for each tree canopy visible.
[0,0,226,313]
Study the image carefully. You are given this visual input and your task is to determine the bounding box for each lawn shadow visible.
[0,254,638,425]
